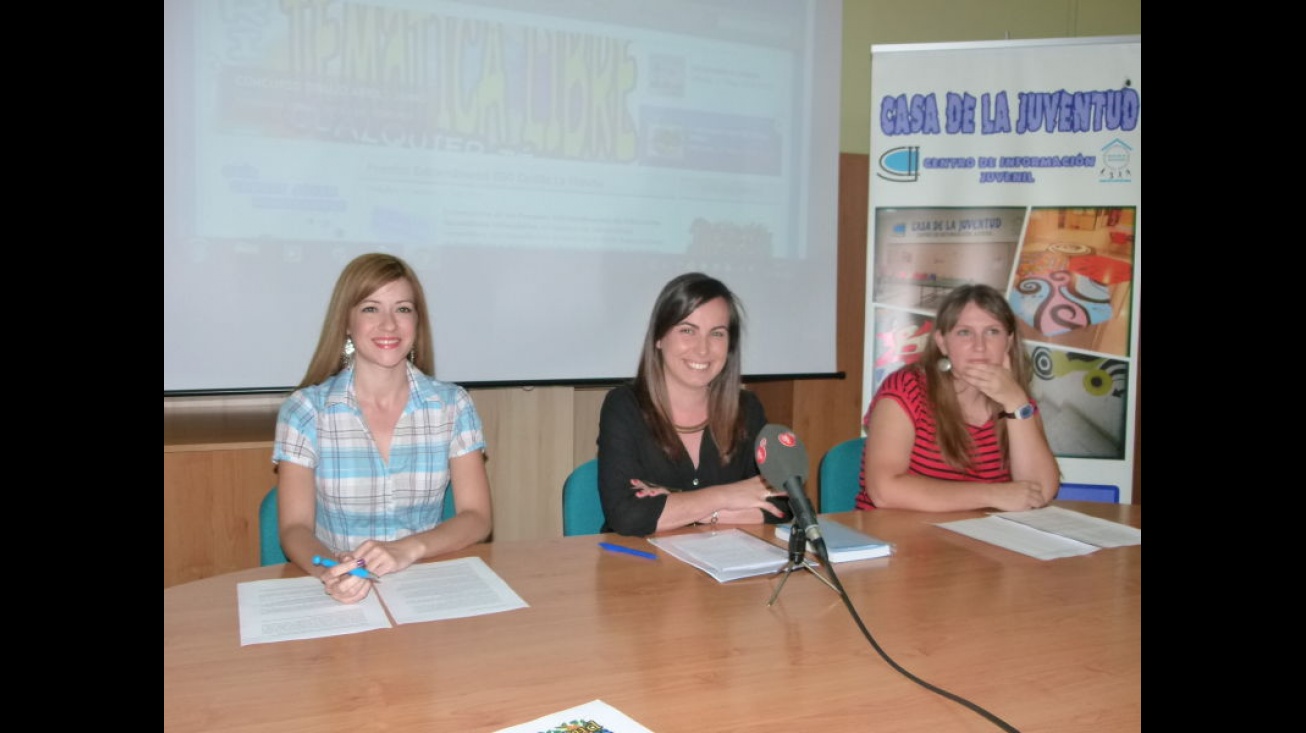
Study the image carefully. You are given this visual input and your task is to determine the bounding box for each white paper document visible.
[937,516,1099,560]
[495,699,654,733]
[237,575,392,646]
[376,556,529,624]
[993,505,1142,548]
[237,556,528,645]
[936,506,1140,560]
[648,528,791,582]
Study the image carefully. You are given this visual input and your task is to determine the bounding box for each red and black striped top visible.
[856,366,1011,510]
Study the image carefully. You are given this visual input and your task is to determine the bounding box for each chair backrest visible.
[562,459,604,536]
[1056,483,1119,503]
[819,437,866,513]
[259,484,458,566]
[259,487,289,566]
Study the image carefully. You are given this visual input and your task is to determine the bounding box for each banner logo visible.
[877,146,920,182]
[1098,138,1133,183]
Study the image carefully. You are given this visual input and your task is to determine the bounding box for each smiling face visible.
[656,296,730,392]
[934,301,1012,368]
[347,278,418,370]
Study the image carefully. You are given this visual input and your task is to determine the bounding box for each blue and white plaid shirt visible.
[273,362,485,554]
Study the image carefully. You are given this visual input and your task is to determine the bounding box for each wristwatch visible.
[1000,403,1038,420]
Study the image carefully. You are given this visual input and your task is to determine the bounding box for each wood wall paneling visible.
[572,387,608,467]
[474,386,575,542]
[163,446,274,587]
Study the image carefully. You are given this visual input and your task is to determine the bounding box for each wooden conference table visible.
[164,503,1141,732]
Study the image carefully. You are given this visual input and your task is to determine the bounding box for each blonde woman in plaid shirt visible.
[274,253,492,604]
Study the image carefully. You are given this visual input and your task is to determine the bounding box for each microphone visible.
[755,424,822,545]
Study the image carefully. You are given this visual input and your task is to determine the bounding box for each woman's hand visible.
[346,539,422,578]
[321,557,375,604]
[632,476,785,524]
[631,478,673,498]
[956,354,1027,413]
[988,481,1052,512]
[724,476,787,519]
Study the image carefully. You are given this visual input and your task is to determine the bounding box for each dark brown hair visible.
[633,273,748,463]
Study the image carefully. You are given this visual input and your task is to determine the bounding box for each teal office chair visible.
[562,459,604,536]
[259,487,288,566]
[259,484,458,566]
[1056,483,1119,503]
[818,437,866,513]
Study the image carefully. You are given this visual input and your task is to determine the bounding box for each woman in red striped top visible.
[858,284,1060,512]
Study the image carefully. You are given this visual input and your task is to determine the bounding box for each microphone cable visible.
[809,538,1021,733]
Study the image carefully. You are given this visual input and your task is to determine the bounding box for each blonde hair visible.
[297,253,435,388]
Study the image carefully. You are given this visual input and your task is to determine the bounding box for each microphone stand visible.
[767,518,839,606]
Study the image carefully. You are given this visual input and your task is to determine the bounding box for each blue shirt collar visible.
[322,361,445,410]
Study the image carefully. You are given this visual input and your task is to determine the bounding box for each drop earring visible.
[341,336,356,369]
[938,356,952,373]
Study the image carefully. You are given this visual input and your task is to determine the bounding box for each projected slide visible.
[165,0,840,392]
[193,0,800,257]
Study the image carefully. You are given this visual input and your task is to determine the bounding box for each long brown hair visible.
[920,283,1033,470]
[297,253,436,388]
[633,273,748,463]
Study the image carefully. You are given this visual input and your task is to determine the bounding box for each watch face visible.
[1004,403,1036,419]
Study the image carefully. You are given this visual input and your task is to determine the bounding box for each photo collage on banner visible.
[864,37,1141,497]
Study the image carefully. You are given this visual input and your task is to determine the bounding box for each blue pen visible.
[598,542,657,560]
[312,555,382,582]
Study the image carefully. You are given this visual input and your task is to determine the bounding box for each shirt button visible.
[692,478,699,487]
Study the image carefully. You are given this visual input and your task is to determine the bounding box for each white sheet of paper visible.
[375,556,529,624]
[237,575,392,646]
[936,516,1099,560]
[648,529,791,582]
[994,506,1141,548]
[494,699,655,733]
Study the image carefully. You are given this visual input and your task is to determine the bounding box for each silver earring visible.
[408,349,415,363]
[938,357,952,373]
[341,336,356,368]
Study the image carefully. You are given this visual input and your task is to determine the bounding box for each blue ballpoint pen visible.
[598,542,657,560]
[312,555,382,582]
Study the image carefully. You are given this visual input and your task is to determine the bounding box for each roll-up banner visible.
[863,37,1141,500]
